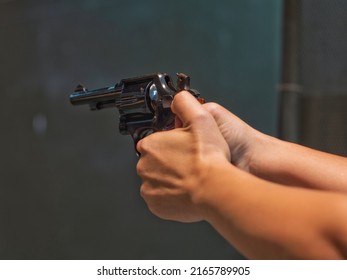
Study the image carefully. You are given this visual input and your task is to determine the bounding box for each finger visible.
[203,102,229,125]
[136,138,145,155]
[171,91,206,127]
[203,102,242,127]
[175,115,183,128]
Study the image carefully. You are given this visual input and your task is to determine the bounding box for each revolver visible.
[69,73,204,149]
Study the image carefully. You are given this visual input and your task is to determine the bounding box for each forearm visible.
[249,133,347,192]
[198,162,347,259]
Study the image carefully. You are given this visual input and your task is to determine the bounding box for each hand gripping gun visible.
[69,73,204,150]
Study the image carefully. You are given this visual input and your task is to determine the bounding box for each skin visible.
[136,91,347,259]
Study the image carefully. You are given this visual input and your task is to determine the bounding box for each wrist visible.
[248,132,306,186]
[248,131,284,181]
[191,158,241,222]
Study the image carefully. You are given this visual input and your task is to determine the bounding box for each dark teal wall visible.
[0,0,282,259]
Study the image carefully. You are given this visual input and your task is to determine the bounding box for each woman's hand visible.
[203,102,264,172]
[136,91,230,222]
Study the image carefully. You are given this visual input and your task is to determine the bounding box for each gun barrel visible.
[70,84,122,110]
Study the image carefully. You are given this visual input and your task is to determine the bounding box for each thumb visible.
[171,91,205,127]
[173,92,231,161]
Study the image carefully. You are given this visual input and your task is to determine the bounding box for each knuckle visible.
[136,160,144,175]
[140,183,152,200]
[192,110,210,124]
[136,139,144,154]
[203,102,221,114]
[140,184,146,198]
[137,137,151,154]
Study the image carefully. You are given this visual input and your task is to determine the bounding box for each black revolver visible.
[70,73,204,148]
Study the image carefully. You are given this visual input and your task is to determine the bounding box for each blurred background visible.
[0,0,346,259]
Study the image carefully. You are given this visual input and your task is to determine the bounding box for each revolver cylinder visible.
[69,73,203,147]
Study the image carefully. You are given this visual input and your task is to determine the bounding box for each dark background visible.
[0,0,282,259]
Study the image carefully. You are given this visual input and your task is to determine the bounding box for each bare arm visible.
[137,92,347,259]
[200,162,347,259]
[204,103,347,193]
[250,134,347,192]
